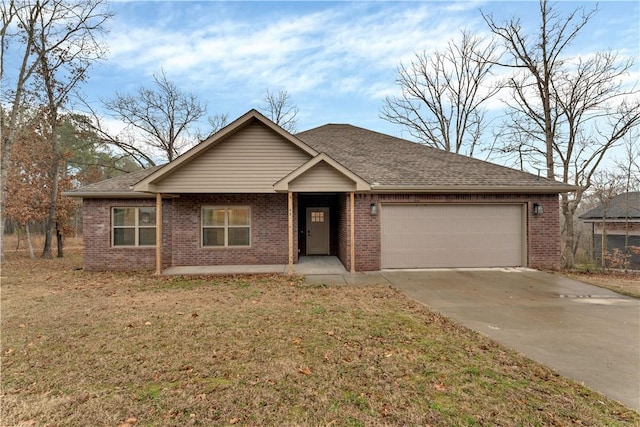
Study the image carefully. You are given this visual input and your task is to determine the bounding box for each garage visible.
[381,204,525,269]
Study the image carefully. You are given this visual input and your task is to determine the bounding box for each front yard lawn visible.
[563,270,640,298]
[2,251,638,426]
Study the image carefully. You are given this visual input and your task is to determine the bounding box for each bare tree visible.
[79,99,157,168]
[259,89,298,133]
[103,70,207,162]
[381,30,500,156]
[1,0,36,259]
[1,0,111,258]
[589,171,625,270]
[195,112,229,141]
[484,0,640,268]
[617,132,640,193]
[483,1,596,179]
[615,132,640,272]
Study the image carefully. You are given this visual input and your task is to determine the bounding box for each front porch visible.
[150,191,359,275]
[162,255,388,286]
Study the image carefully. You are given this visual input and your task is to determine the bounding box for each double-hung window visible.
[112,207,156,247]
[202,207,250,247]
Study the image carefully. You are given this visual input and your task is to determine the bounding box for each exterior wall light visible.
[533,202,543,215]
[370,202,378,216]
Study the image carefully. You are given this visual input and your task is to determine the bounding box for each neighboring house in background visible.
[66,110,575,273]
[579,192,640,270]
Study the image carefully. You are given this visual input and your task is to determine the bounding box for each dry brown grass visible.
[2,249,639,426]
[564,271,640,298]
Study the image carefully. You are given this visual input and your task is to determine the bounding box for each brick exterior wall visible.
[82,194,296,271]
[82,198,172,271]
[169,193,295,267]
[345,193,562,271]
[83,192,561,272]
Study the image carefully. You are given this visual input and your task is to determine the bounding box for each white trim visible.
[370,184,576,194]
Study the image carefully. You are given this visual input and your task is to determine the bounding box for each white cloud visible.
[104,2,473,96]
[80,0,637,146]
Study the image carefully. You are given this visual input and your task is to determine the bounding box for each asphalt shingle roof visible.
[67,122,574,196]
[579,192,640,220]
[296,124,570,190]
[65,165,162,196]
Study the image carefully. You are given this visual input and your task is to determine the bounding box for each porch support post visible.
[350,192,355,273]
[155,193,162,275]
[288,191,294,275]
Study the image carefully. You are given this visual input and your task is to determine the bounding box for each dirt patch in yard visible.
[2,249,639,426]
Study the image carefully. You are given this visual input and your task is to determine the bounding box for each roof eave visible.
[369,185,577,194]
[62,191,157,199]
[581,218,640,222]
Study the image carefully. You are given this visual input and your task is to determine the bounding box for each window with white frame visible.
[202,207,250,247]
[112,207,156,247]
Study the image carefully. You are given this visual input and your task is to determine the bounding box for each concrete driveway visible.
[383,268,640,411]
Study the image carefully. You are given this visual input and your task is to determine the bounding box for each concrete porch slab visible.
[162,256,349,276]
[294,256,347,275]
[163,265,286,275]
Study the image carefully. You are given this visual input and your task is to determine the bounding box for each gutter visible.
[369,184,578,194]
[62,191,157,199]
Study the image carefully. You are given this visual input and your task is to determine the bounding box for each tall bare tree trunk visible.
[25,222,35,259]
[561,194,576,269]
[56,224,63,257]
[41,121,59,259]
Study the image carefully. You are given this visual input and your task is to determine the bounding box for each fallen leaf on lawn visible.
[292,337,302,345]
[298,367,312,375]
[434,383,447,392]
[229,417,238,424]
[144,321,152,326]
[117,417,137,427]
[191,312,198,318]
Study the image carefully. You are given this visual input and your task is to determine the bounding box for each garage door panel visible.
[381,204,523,268]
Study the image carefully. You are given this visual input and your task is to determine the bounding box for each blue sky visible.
[3,1,637,168]
[81,0,637,144]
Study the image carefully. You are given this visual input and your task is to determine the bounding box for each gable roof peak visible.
[132,109,318,192]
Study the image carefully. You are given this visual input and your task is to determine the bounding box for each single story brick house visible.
[579,192,640,269]
[67,109,574,273]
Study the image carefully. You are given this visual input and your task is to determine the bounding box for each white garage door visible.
[381,204,524,269]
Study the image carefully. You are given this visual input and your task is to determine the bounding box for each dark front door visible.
[306,207,330,255]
